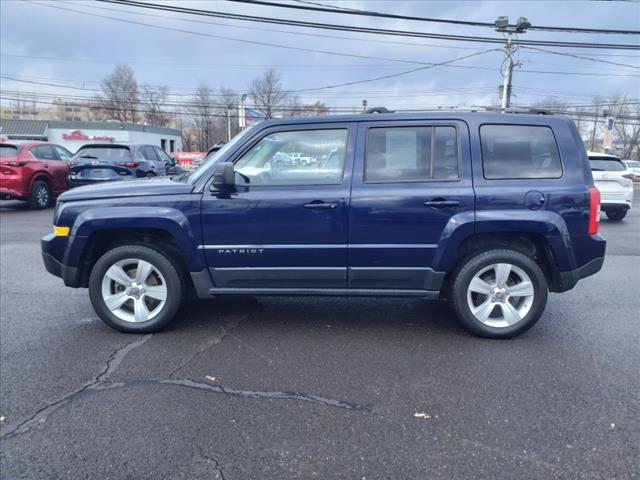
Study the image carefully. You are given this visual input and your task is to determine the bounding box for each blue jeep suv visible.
[41,112,606,338]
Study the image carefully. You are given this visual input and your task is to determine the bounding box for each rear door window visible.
[364,125,459,182]
[30,145,57,160]
[54,146,72,161]
[154,147,172,163]
[480,125,562,179]
[140,146,159,162]
[589,157,625,171]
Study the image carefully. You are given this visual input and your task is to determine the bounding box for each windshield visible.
[589,157,625,172]
[626,160,640,168]
[74,146,131,161]
[0,145,21,158]
[187,126,256,183]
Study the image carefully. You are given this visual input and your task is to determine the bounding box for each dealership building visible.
[0,119,182,153]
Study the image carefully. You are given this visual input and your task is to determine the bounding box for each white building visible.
[0,119,182,153]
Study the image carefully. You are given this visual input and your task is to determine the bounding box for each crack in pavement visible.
[1,309,370,442]
[0,334,152,441]
[0,377,370,442]
[168,304,258,379]
[198,447,227,480]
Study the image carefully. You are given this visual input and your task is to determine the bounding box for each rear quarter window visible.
[480,125,562,179]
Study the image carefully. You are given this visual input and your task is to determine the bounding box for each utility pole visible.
[226,106,231,142]
[494,16,530,112]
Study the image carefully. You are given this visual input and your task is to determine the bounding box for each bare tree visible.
[605,94,640,159]
[92,64,139,123]
[188,84,217,151]
[217,87,239,141]
[249,69,288,119]
[141,85,171,127]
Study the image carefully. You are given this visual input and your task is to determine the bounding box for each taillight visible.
[115,162,140,168]
[7,160,28,167]
[622,173,635,181]
[588,186,601,235]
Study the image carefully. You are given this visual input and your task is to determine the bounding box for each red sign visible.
[172,152,205,165]
[62,130,114,141]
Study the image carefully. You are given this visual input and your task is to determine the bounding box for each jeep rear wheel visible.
[451,249,548,339]
[89,245,185,333]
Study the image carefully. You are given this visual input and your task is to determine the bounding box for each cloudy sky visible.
[1,0,639,113]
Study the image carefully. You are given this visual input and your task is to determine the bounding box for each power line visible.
[232,0,640,35]
[520,46,639,69]
[0,49,498,97]
[4,94,639,125]
[97,0,640,50]
[24,1,433,67]
[8,50,640,78]
[288,49,500,92]
[77,0,488,53]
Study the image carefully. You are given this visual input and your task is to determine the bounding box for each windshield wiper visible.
[590,168,604,171]
[77,155,98,159]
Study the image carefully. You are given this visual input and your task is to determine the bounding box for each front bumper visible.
[41,233,81,287]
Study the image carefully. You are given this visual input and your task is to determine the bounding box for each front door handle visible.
[304,201,338,210]
[424,199,460,208]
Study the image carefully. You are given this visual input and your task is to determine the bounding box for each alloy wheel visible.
[466,263,535,328]
[100,258,168,323]
[36,185,49,207]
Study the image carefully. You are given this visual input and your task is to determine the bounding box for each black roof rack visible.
[361,106,552,115]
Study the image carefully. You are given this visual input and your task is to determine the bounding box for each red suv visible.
[0,141,73,209]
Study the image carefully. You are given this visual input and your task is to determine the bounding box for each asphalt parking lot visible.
[0,189,638,480]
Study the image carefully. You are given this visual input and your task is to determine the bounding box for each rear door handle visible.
[304,202,338,210]
[424,199,460,208]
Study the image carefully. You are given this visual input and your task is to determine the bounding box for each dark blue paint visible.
[41,111,606,294]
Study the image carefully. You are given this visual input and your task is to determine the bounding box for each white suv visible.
[624,160,640,180]
[588,152,634,221]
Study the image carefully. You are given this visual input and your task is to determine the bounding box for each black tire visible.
[145,171,156,178]
[28,180,51,209]
[89,245,186,333]
[450,249,548,339]
[605,209,627,221]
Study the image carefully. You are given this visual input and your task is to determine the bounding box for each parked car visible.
[623,160,640,180]
[0,140,73,208]
[42,112,605,338]
[68,143,178,187]
[587,152,634,221]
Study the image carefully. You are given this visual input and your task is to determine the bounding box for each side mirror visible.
[169,155,177,165]
[211,162,235,189]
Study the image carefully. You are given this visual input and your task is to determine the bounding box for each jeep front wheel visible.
[89,245,185,333]
[451,249,548,339]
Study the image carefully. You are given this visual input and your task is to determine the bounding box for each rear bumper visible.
[41,233,81,287]
[600,188,633,209]
[555,256,605,292]
[0,186,28,200]
[67,177,126,188]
